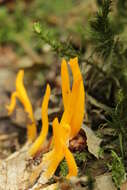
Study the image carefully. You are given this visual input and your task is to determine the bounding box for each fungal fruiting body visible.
[7,57,85,181]
[6,70,37,142]
[61,57,85,138]
[31,57,85,180]
[29,84,51,155]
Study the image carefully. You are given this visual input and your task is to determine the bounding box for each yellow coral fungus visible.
[61,57,85,138]
[29,57,85,156]
[7,57,85,181]
[34,57,85,181]
[29,84,51,156]
[6,70,37,142]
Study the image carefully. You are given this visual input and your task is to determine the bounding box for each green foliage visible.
[108,150,126,188]
[0,3,31,46]
[0,0,80,56]
[88,0,127,79]
[87,174,94,190]
[98,147,104,158]
[32,0,75,17]
[117,0,127,18]
[34,22,41,34]
[33,22,80,59]
[107,95,127,158]
[0,8,14,43]
[89,0,114,59]
[86,0,127,108]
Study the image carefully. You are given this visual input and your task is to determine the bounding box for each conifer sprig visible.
[33,22,80,59]
[89,0,114,59]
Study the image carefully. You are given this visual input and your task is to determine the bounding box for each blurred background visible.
[0,1,127,186]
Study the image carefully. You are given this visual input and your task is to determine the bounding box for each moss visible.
[59,159,68,177]
[74,151,86,164]
[59,151,86,177]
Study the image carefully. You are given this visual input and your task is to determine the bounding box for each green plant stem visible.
[119,133,124,160]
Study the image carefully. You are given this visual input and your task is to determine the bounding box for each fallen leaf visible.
[0,143,44,190]
[30,182,58,190]
[82,125,102,158]
[94,173,116,190]
[42,183,58,190]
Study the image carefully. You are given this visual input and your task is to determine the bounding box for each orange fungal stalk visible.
[29,84,51,156]
[6,70,37,142]
[41,117,77,180]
